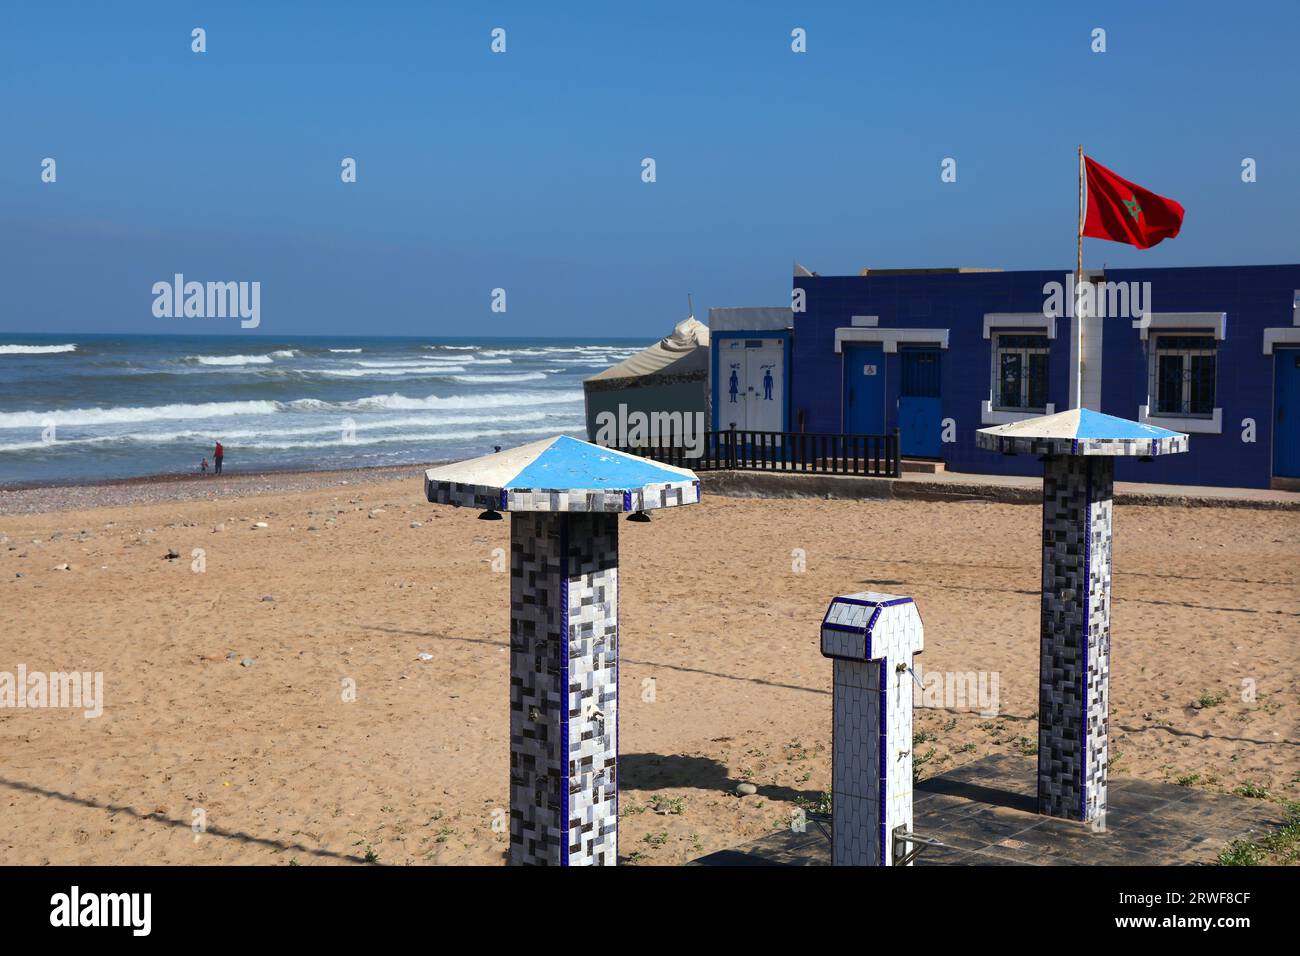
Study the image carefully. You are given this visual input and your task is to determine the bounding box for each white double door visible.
[719,337,784,432]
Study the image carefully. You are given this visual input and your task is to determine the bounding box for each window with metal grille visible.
[900,349,941,397]
[1150,334,1216,417]
[991,333,1049,411]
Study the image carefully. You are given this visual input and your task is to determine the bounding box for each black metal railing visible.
[604,426,901,477]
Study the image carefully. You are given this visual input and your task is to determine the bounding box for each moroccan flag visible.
[1082,156,1185,249]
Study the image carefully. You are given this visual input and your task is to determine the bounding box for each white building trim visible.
[982,313,1057,339]
[834,327,949,354]
[1132,311,1227,341]
[981,401,1056,426]
[1264,328,1300,354]
[850,315,879,327]
[1262,292,1300,354]
[1139,405,1223,435]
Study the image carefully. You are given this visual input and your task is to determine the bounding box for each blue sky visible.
[2,0,1297,337]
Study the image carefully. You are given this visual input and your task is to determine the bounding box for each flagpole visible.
[1075,144,1085,410]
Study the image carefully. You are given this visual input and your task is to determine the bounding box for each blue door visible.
[843,345,885,434]
[1275,349,1300,478]
[899,347,942,458]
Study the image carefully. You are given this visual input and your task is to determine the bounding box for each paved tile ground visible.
[691,754,1288,865]
[701,470,1300,510]
[902,470,1300,509]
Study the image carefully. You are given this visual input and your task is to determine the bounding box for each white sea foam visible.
[0,400,281,429]
[0,391,581,432]
[0,435,114,452]
[369,357,513,366]
[318,365,468,377]
[269,349,298,359]
[219,410,552,439]
[0,411,562,452]
[450,372,547,384]
[348,390,581,411]
[0,344,78,355]
[184,354,275,366]
[237,422,582,451]
[328,348,363,353]
[354,360,468,368]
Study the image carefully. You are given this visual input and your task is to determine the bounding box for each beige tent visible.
[583,317,710,443]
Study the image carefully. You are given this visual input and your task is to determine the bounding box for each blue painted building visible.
[789,264,1300,488]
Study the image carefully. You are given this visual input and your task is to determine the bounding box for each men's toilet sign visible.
[820,592,924,866]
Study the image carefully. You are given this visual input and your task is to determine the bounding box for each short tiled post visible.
[820,592,925,865]
[1038,455,1113,823]
[510,512,619,866]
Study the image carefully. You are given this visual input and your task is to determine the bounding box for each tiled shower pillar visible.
[977,408,1188,828]
[423,436,700,865]
[509,512,619,866]
[1038,455,1113,823]
[820,593,924,865]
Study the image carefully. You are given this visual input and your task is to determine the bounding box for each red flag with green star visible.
[1082,156,1185,249]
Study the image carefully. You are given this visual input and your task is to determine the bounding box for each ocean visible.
[0,333,643,487]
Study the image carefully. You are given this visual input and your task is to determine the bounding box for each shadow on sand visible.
[0,776,374,864]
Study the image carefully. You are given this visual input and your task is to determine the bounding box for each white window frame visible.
[1134,313,1225,435]
[991,332,1051,413]
[980,315,1056,424]
[1139,332,1222,434]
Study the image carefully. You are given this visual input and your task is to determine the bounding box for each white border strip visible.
[834,327,950,354]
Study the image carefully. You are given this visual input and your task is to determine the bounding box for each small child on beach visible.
[200,457,209,474]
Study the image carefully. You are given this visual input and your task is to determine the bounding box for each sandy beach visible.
[1,471,1297,865]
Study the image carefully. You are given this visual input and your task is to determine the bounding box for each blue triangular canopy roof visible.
[424,435,700,513]
[507,436,691,488]
[976,408,1189,456]
[1073,408,1182,440]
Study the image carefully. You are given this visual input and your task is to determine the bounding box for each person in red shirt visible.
[213,441,224,474]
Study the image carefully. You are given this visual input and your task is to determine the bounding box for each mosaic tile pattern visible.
[509,512,619,865]
[979,433,1188,457]
[1038,455,1112,823]
[820,592,924,865]
[821,592,924,662]
[504,479,699,513]
[426,475,700,513]
[423,478,499,511]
